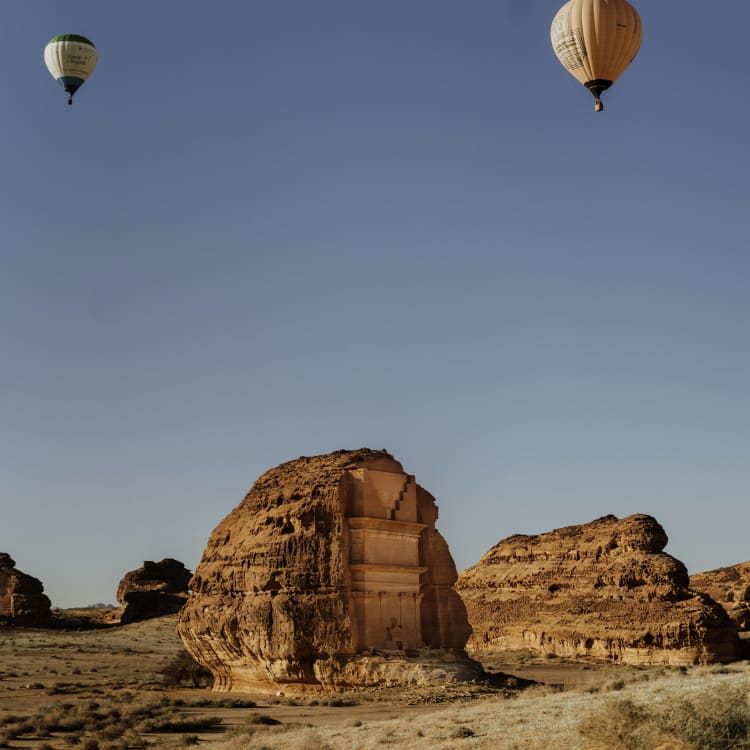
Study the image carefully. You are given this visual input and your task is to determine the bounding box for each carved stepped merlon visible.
[388,474,415,521]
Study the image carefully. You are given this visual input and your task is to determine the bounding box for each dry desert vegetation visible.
[1,613,749,750]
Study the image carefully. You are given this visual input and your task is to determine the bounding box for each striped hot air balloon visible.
[44,34,97,105]
[550,0,642,112]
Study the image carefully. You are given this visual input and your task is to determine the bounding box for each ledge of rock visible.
[177,448,478,691]
[456,514,741,665]
[116,558,192,624]
[0,553,51,625]
[691,562,750,632]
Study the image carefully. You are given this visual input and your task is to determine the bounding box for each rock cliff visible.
[116,558,192,624]
[456,515,741,665]
[0,553,51,625]
[691,562,750,631]
[177,449,477,691]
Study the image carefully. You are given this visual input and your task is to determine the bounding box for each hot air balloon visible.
[44,34,97,105]
[550,0,642,112]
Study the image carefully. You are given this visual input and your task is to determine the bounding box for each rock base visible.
[210,649,482,693]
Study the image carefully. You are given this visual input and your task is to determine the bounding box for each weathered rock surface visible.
[0,553,51,625]
[178,448,477,691]
[116,559,191,624]
[456,515,741,665]
[691,562,750,631]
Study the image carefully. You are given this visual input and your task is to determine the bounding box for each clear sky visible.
[2,1,748,608]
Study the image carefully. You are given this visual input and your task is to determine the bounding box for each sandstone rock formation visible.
[456,515,741,665]
[691,562,750,631]
[0,553,51,625]
[116,559,192,624]
[178,448,477,691]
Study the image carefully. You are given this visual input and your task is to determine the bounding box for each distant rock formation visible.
[178,448,478,691]
[691,562,750,632]
[456,514,741,665]
[116,558,191,624]
[0,553,51,625]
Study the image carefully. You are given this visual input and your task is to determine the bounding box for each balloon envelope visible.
[550,0,642,110]
[44,34,97,103]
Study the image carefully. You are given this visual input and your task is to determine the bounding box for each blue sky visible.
[2,1,748,607]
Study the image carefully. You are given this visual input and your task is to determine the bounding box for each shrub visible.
[222,698,257,708]
[247,713,282,726]
[451,726,475,738]
[120,729,144,748]
[137,714,222,733]
[579,697,652,749]
[322,697,356,707]
[161,649,213,688]
[665,685,750,749]
[286,730,329,750]
[579,685,750,750]
[0,715,24,729]
[606,678,626,692]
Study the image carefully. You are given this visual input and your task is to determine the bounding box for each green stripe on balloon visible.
[48,34,96,47]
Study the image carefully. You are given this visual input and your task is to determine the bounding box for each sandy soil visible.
[1,613,748,749]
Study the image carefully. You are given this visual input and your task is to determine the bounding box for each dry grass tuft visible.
[580,683,750,750]
[0,695,222,747]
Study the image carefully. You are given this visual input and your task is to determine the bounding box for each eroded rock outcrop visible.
[178,449,477,691]
[456,515,741,665]
[691,562,750,631]
[116,558,191,624]
[0,553,51,625]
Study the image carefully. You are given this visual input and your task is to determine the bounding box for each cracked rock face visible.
[177,449,476,691]
[116,558,192,624]
[456,514,741,665]
[691,562,750,632]
[0,553,51,625]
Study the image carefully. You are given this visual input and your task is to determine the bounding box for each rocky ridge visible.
[0,553,51,625]
[691,561,750,631]
[456,514,741,665]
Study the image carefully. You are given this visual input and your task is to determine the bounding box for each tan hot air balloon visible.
[551,0,642,112]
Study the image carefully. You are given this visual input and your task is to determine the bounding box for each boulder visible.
[456,514,741,665]
[177,448,477,691]
[0,553,51,625]
[691,562,750,631]
[116,558,191,623]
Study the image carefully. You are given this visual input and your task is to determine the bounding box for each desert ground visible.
[1,614,749,750]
